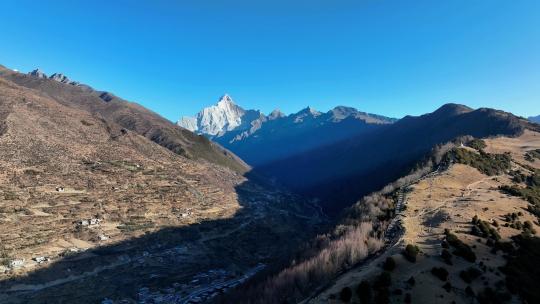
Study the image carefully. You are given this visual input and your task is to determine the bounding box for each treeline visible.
[224,223,383,304]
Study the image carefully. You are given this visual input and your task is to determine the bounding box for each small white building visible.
[33,256,49,264]
[77,218,101,227]
[9,259,25,268]
[89,218,102,225]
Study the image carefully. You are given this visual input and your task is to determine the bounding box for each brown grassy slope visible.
[0,65,248,173]
[0,74,245,259]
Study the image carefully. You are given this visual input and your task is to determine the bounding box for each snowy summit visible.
[178,94,249,136]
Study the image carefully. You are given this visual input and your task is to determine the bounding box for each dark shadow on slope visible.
[0,178,321,304]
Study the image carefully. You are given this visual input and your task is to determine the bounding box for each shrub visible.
[374,288,390,304]
[467,139,487,151]
[0,257,11,267]
[525,149,540,162]
[406,276,415,286]
[356,280,371,303]
[445,230,476,262]
[499,170,540,222]
[441,249,453,265]
[503,236,540,303]
[382,256,396,271]
[444,148,511,176]
[492,241,514,253]
[431,267,449,281]
[442,282,452,293]
[372,272,391,304]
[477,287,511,304]
[404,293,412,303]
[441,240,449,249]
[459,267,482,283]
[340,287,353,302]
[403,244,420,262]
[471,219,501,242]
[373,271,392,289]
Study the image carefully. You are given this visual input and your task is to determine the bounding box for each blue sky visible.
[1,0,539,121]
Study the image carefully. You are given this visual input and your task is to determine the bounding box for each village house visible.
[77,218,102,227]
[33,256,49,264]
[9,259,25,268]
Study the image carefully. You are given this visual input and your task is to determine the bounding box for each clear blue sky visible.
[1,0,539,121]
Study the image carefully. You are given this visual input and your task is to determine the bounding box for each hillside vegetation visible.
[251,132,540,304]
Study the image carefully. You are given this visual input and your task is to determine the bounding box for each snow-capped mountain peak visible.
[268,109,285,120]
[177,94,255,136]
[217,94,234,106]
[293,106,321,123]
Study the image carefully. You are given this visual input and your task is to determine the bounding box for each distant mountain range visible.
[178,95,396,166]
[178,96,540,213]
[257,103,540,212]
[530,115,540,123]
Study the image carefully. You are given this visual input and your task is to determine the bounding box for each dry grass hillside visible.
[0,72,323,303]
[308,131,540,304]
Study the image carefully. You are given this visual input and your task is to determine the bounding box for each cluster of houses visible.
[4,256,51,270]
[180,208,193,218]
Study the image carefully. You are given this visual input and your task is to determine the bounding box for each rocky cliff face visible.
[28,68,47,78]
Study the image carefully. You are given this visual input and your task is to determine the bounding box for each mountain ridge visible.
[255,103,539,213]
